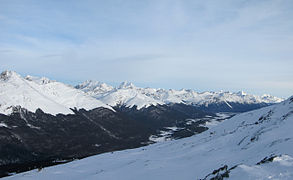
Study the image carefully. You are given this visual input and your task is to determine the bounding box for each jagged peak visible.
[75,80,102,89]
[260,94,284,103]
[0,70,22,81]
[118,81,136,89]
[0,71,55,85]
[25,75,55,84]
[76,80,114,93]
[236,90,247,96]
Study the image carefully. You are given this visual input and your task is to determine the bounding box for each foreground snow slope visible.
[76,80,283,110]
[0,71,111,115]
[5,96,293,180]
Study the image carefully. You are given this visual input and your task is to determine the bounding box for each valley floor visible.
[3,98,293,180]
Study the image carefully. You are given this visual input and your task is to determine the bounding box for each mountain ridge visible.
[76,79,283,110]
[0,71,112,115]
[0,70,283,115]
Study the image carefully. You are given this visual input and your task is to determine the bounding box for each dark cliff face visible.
[0,104,214,177]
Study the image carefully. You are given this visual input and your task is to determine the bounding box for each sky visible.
[0,0,292,98]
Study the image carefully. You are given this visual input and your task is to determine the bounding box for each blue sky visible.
[0,0,292,98]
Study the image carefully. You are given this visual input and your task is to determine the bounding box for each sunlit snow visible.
[5,96,293,180]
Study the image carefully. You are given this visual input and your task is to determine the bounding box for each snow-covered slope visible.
[76,81,284,110]
[0,71,112,115]
[6,96,293,179]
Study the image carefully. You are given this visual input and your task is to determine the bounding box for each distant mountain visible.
[0,71,112,115]
[75,80,114,94]
[76,80,283,112]
[6,96,293,180]
[0,70,283,115]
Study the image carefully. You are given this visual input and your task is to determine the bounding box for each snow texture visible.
[5,96,293,180]
[0,71,112,115]
[76,80,283,110]
[0,70,282,115]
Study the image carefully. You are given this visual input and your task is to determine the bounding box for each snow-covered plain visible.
[0,71,112,115]
[5,96,293,180]
[76,80,283,110]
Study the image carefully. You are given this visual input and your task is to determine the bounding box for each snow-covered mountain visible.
[75,80,114,94]
[76,81,164,109]
[6,96,293,180]
[0,71,112,115]
[0,70,282,115]
[76,80,283,110]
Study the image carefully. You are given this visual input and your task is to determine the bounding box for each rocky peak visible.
[0,70,21,81]
[118,81,135,89]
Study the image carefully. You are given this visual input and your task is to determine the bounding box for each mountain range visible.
[0,70,283,116]
[0,71,111,115]
[76,80,283,110]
